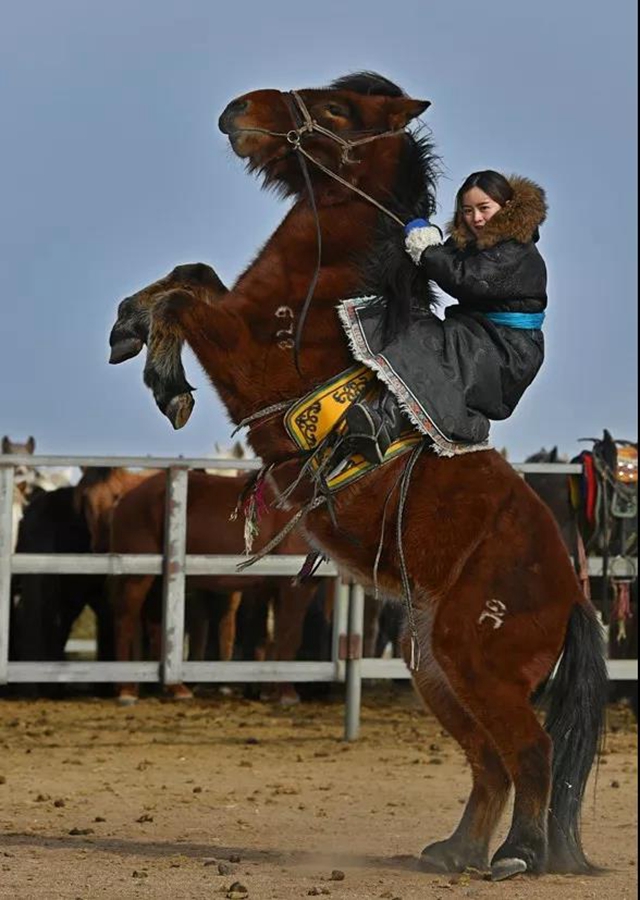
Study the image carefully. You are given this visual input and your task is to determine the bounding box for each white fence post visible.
[344,583,365,741]
[161,466,188,686]
[332,577,349,683]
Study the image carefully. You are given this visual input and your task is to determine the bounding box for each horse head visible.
[207,439,254,478]
[219,72,439,347]
[525,446,559,464]
[218,73,430,202]
[2,435,35,455]
[3,436,38,500]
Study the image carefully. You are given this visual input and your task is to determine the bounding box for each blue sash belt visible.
[483,311,545,329]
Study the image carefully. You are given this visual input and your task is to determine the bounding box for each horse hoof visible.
[109,337,143,364]
[117,692,138,706]
[166,685,194,701]
[491,858,527,881]
[279,692,301,708]
[165,393,194,430]
[418,853,451,874]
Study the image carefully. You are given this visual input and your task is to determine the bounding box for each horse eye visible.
[327,104,347,117]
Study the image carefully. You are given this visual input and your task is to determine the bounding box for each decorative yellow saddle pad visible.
[284,365,421,492]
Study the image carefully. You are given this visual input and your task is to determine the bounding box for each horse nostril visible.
[218,98,250,133]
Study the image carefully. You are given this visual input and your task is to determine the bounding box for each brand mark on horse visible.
[478,598,507,629]
[275,306,295,350]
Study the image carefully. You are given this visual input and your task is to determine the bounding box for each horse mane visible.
[329,71,406,97]
[330,72,441,342]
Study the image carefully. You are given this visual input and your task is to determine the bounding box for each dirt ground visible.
[0,687,636,900]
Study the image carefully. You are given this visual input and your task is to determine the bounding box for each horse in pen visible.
[108,73,608,880]
[75,467,326,705]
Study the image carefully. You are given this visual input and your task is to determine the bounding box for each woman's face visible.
[461,187,502,237]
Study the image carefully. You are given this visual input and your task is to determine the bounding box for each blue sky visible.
[0,0,637,462]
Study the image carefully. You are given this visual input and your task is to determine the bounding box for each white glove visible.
[404,220,443,265]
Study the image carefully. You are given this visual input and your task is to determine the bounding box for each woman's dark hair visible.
[454,170,513,227]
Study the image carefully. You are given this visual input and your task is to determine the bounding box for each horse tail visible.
[543,600,608,873]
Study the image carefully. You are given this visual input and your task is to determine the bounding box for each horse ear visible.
[26,436,35,453]
[387,98,431,129]
[550,446,558,462]
[1,437,9,453]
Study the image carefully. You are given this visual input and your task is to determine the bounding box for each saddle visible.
[284,364,420,492]
[570,429,638,636]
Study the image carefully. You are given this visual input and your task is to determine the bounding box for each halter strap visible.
[229,89,408,227]
[287,90,405,168]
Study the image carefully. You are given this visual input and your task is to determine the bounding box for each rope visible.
[236,494,328,571]
[295,145,404,227]
[395,442,425,671]
[292,145,323,374]
[372,472,404,600]
[231,400,296,436]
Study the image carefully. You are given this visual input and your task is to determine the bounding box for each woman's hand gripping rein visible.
[404,218,443,265]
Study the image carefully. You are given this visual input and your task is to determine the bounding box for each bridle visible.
[229,88,412,370]
[281,91,407,227]
[231,90,408,228]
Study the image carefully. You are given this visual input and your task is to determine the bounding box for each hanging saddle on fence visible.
[570,430,638,636]
[570,430,638,556]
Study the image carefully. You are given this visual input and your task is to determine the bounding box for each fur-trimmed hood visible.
[448,175,547,250]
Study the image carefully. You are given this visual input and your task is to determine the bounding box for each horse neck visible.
[234,193,373,296]
[187,197,378,435]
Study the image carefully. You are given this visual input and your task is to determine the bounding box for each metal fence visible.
[0,455,637,741]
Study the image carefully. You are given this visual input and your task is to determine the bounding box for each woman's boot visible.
[343,388,407,465]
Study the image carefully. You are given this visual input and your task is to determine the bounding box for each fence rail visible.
[1,455,637,740]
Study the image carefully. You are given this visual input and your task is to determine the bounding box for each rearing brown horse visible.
[108,73,607,880]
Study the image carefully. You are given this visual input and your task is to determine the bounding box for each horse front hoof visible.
[419,839,488,874]
[165,393,194,430]
[166,684,194,701]
[117,691,138,707]
[490,858,527,881]
[109,337,143,364]
[279,688,301,708]
[418,849,452,874]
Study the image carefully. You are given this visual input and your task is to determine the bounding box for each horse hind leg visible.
[406,613,511,874]
[219,592,242,661]
[271,581,316,706]
[112,575,155,705]
[434,598,555,880]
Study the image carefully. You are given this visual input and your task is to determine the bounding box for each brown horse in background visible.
[107,470,321,704]
[109,73,607,879]
[75,467,157,553]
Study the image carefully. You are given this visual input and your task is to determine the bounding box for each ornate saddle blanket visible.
[570,431,638,557]
[284,365,421,492]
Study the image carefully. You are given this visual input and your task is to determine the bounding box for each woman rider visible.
[338,170,548,461]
